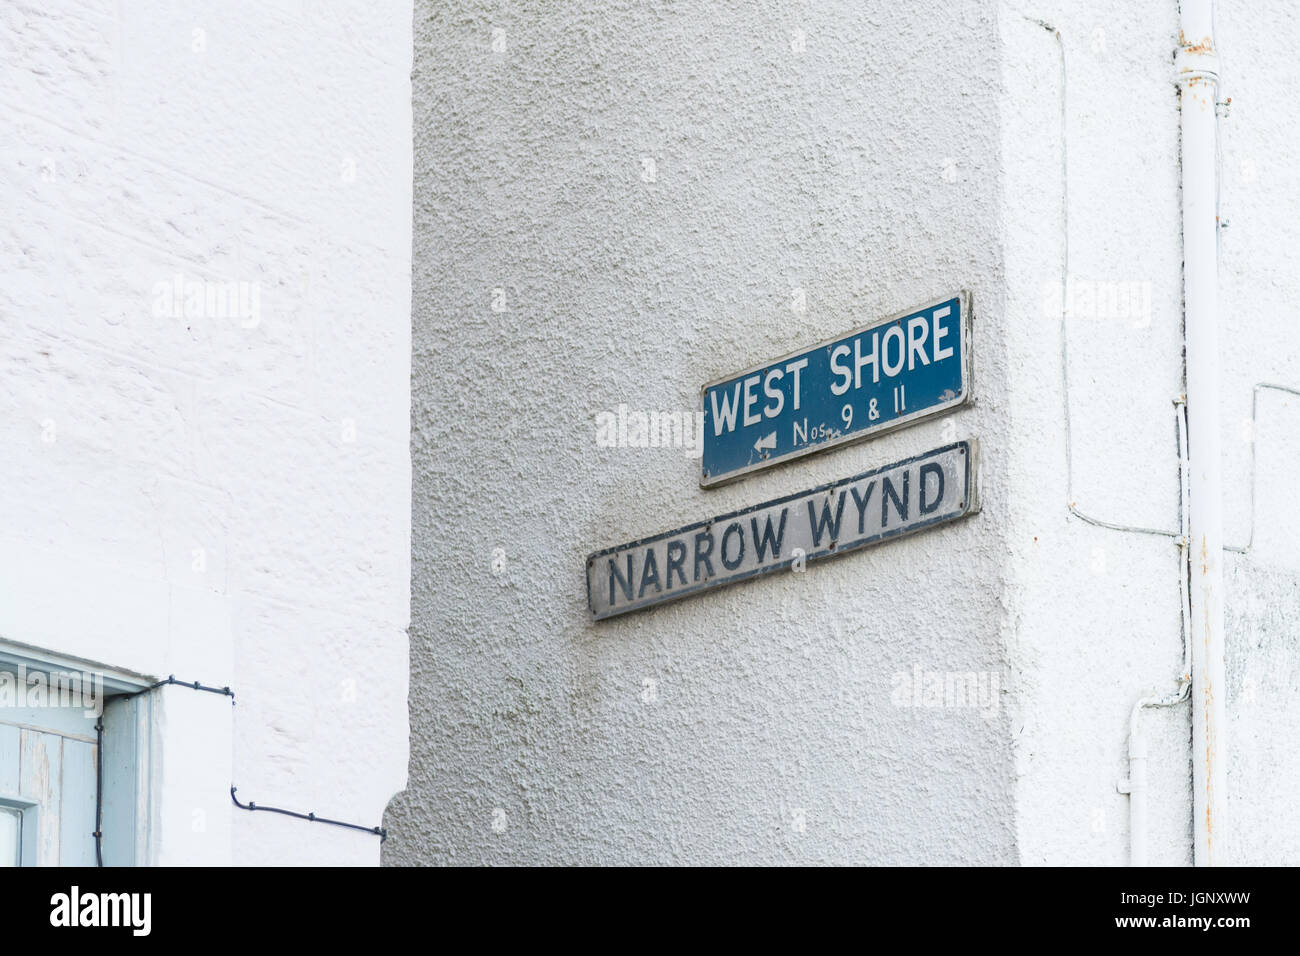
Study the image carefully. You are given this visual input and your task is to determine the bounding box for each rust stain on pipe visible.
[1200,535,1217,848]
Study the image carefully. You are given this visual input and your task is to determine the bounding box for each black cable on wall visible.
[93,674,386,866]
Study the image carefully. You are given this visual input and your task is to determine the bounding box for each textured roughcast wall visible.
[0,0,411,865]
[393,0,1017,864]
[1003,0,1300,865]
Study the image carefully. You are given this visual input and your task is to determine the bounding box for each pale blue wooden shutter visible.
[0,678,99,866]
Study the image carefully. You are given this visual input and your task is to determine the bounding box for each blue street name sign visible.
[700,292,972,487]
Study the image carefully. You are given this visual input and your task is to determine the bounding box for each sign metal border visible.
[588,439,980,620]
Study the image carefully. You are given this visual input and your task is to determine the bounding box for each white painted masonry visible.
[393,0,1300,865]
[1,1,412,865]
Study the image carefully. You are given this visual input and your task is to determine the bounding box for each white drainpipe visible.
[1175,0,1227,866]
[1120,403,1192,866]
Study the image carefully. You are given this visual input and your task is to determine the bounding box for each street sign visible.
[587,440,979,620]
[700,292,972,487]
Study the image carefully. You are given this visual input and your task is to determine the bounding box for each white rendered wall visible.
[1000,2,1192,866]
[1213,0,1300,866]
[394,0,1018,865]
[0,0,412,865]
[1003,0,1300,866]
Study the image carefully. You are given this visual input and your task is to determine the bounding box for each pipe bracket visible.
[1174,44,1220,88]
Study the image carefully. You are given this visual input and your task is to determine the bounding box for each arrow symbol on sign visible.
[754,431,777,453]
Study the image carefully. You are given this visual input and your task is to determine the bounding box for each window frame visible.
[0,640,156,866]
[0,795,38,867]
